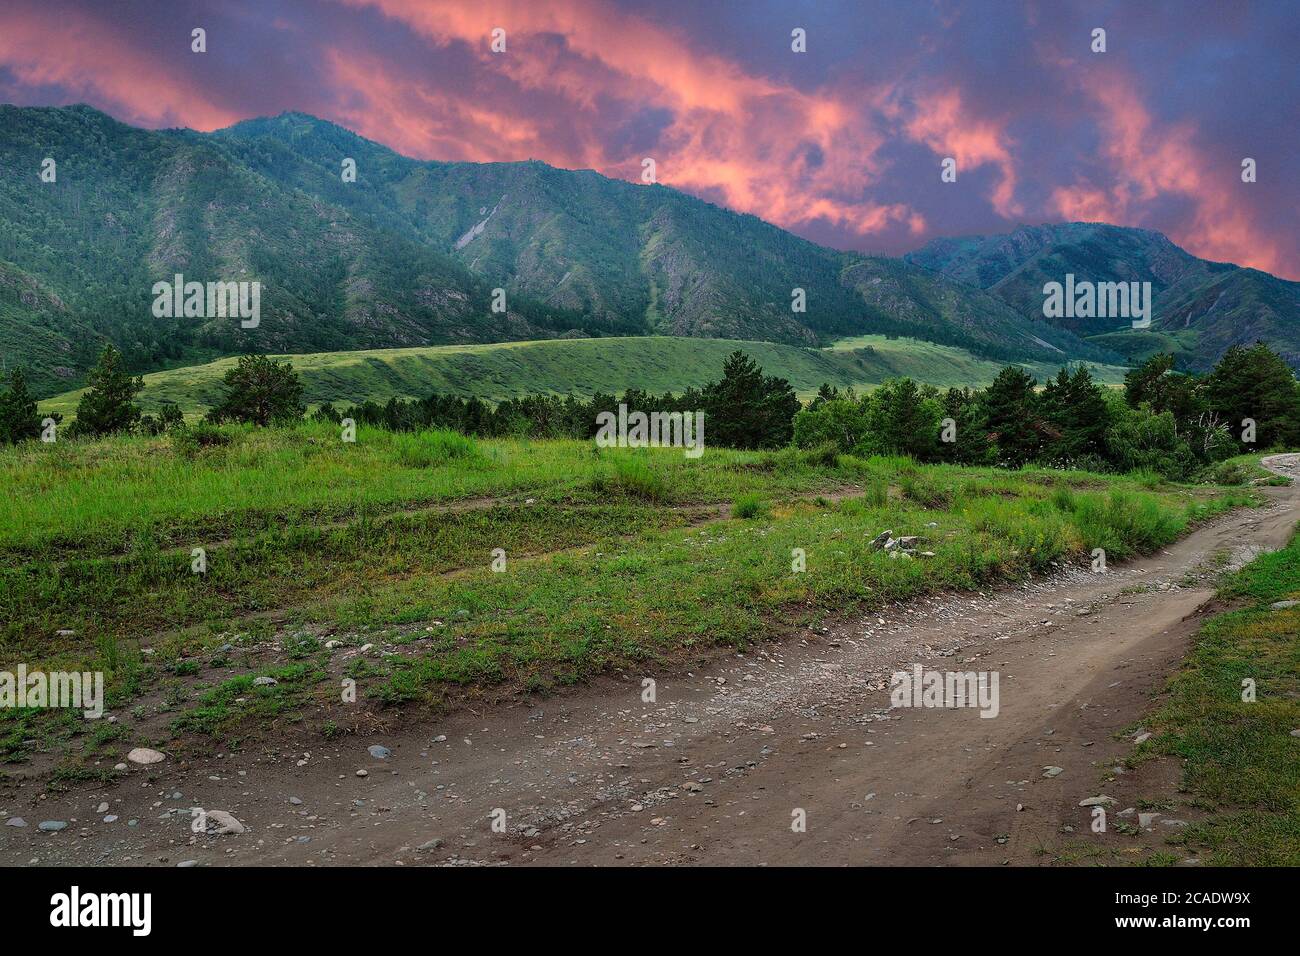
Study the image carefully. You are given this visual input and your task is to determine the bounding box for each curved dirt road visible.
[5,456,1298,866]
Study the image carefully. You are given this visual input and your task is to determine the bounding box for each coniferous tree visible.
[982,366,1041,467]
[73,344,144,436]
[0,368,42,444]
[207,354,305,427]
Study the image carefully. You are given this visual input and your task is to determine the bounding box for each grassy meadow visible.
[36,334,1130,419]
[0,421,1258,772]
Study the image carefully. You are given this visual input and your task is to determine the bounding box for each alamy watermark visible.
[152,273,260,328]
[1,665,104,718]
[595,404,705,458]
[889,664,999,718]
[1043,274,1151,329]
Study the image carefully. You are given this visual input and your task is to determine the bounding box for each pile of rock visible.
[867,530,934,559]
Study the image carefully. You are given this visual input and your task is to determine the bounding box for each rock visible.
[883,537,900,552]
[252,676,277,687]
[417,838,444,851]
[5,817,27,828]
[96,802,109,813]
[868,530,894,550]
[127,747,165,765]
[177,860,198,868]
[368,745,392,760]
[355,769,369,777]
[103,815,118,823]
[56,629,76,637]
[1078,795,1115,807]
[1133,732,1152,745]
[113,763,127,771]
[1042,766,1064,778]
[324,640,342,650]
[1291,729,1300,738]
[1269,600,1299,610]
[897,536,920,550]
[38,821,67,832]
[1159,818,1189,828]
[289,797,303,805]
[359,643,374,653]
[205,810,246,834]
[1138,812,1160,828]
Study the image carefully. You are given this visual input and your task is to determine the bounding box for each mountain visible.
[0,104,1114,396]
[906,222,1300,370]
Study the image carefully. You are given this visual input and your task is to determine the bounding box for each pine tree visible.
[983,366,1041,467]
[207,354,305,427]
[0,368,42,444]
[1202,342,1300,449]
[74,344,144,436]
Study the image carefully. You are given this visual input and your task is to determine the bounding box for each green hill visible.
[2,104,1116,398]
[38,335,1128,420]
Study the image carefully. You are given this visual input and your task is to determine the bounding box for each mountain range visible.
[0,105,1295,397]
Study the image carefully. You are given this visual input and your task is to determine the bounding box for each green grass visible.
[0,423,1254,760]
[37,334,1130,420]
[1129,527,1300,865]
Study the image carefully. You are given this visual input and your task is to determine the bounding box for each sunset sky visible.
[2,0,1297,278]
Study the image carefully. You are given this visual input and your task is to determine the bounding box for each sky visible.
[1,0,1297,278]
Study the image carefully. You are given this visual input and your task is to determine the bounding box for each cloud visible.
[0,2,239,129]
[1048,61,1285,274]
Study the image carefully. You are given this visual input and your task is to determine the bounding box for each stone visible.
[368,745,392,759]
[205,810,246,834]
[38,821,67,832]
[252,676,277,687]
[1042,766,1064,778]
[5,817,27,828]
[868,530,894,550]
[1133,732,1152,745]
[127,747,165,765]
[1269,600,1299,610]
[97,802,109,813]
[1138,812,1160,829]
[1078,795,1114,807]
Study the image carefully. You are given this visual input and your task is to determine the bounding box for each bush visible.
[591,455,671,502]
[392,429,481,468]
[731,493,769,519]
[170,421,234,457]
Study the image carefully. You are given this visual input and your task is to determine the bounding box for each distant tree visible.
[1041,365,1110,463]
[1123,353,1200,419]
[73,344,144,437]
[1201,342,1300,449]
[864,378,941,459]
[937,386,991,465]
[793,397,870,454]
[207,354,305,427]
[704,351,800,449]
[983,366,1041,467]
[0,368,42,444]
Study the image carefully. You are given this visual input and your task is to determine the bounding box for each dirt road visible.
[5,457,1298,866]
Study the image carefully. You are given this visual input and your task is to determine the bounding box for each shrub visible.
[731,493,769,519]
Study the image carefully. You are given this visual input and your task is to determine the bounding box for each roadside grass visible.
[1127,527,1300,865]
[0,425,1263,758]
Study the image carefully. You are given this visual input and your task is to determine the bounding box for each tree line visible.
[2,342,1298,480]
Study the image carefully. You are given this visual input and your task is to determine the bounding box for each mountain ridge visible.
[2,105,1289,396]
